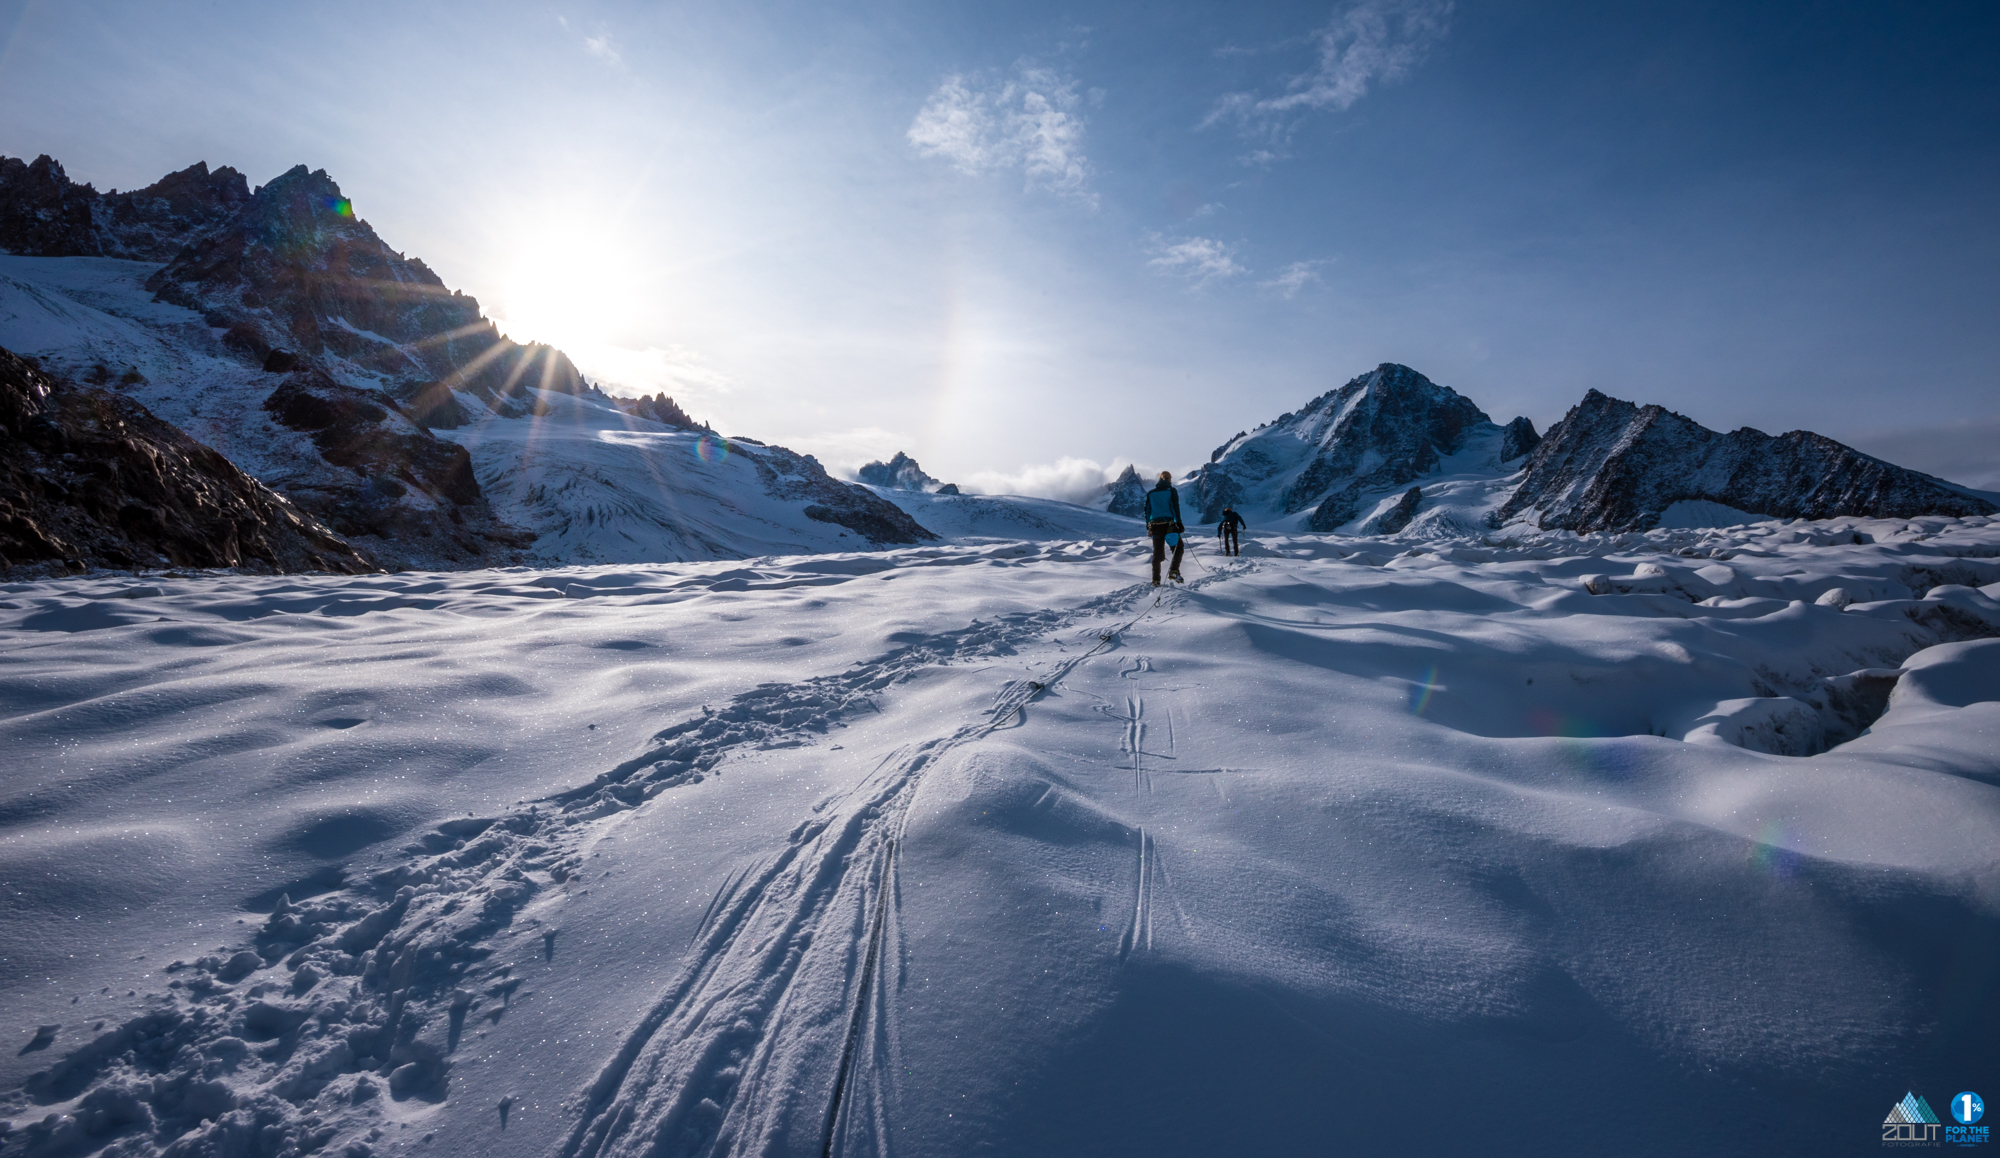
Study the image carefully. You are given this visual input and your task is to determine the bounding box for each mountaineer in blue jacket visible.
[1142,471,1185,586]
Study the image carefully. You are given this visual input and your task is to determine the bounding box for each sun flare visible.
[490,224,640,358]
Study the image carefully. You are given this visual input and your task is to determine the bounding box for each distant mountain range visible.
[1177,363,1991,536]
[0,153,1990,573]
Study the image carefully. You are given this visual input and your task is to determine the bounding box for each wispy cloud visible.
[1147,235,1247,283]
[1203,0,1451,152]
[559,17,622,66]
[1260,259,1329,296]
[908,63,1096,202]
[962,457,1137,504]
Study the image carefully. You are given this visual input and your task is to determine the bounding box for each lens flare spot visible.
[1408,665,1440,715]
[1749,822,1799,878]
[694,433,730,464]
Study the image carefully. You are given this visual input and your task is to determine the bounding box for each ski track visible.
[568,577,1214,1158]
[0,560,1210,1158]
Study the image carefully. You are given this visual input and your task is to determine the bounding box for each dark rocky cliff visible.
[1499,390,1996,532]
[0,345,371,574]
[0,155,251,261]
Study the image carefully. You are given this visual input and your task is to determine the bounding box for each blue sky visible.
[4,0,1997,494]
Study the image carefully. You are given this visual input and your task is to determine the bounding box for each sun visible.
[490,224,640,358]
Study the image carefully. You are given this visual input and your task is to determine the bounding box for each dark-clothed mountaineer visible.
[1218,506,1245,556]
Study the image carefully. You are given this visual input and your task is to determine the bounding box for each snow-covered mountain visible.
[1500,388,1997,532]
[1184,363,1527,532]
[1182,362,1993,538]
[0,157,946,570]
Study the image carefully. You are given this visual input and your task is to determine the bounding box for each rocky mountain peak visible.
[1188,362,1493,529]
[858,451,945,492]
[144,161,586,425]
[1104,464,1148,518]
[1499,389,1996,531]
[1499,416,1541,462]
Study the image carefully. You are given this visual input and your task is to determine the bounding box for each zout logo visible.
[1953,1092,1985,1125]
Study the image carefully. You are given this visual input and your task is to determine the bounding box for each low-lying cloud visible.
[961,456,1137,505]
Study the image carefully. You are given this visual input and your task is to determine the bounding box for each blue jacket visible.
[1143,483,1183,528]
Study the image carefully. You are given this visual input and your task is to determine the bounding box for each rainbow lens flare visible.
[325,197,353,217]
[1409,665,1440,715]
[694,433,729,464]
[1748,822,1799,878]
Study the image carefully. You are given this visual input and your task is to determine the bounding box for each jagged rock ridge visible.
[616,392,700,428]
[0,155,251,261]
[0,345,371,574]
[1499,390,1996,532]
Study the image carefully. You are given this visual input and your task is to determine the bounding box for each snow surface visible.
[3,515,1998,1156]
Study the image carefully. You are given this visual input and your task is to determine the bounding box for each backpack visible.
[1144,488,1178,524]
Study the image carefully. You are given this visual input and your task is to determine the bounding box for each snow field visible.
[1,519,1997,1157]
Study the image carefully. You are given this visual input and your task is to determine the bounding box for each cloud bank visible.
[961,456,1136,505]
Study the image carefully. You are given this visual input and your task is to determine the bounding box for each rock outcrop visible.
[1186,363,1491,530]
[1498,390,1997,532]
[753,446,937,545]
[0,155,251,261]
[0,345,371,574]
[858,451,944,492]
[260,368,529,564]
[1499,416,1540,463]
[145,165,586,423]
[1368,486,1423,535]
[620,392,699,427]
[1104,464,1148,518]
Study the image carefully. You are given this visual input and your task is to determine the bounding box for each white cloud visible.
[1260,259,1329,297]
[908,63,1095,202]
[1146,235,1247,283]
[1203,1,1451,139]
[558,17,622,66]
[961,456,1136,505]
